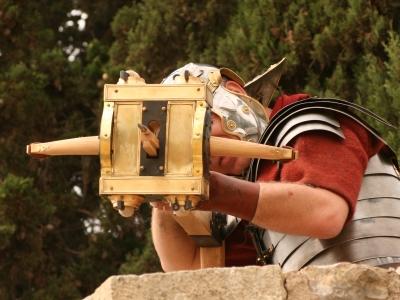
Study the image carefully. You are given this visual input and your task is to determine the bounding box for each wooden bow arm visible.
[26,136,99,158]
[26,135,297,161]
[210,136,297,160]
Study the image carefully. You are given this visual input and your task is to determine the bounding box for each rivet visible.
[226,120,237,131]
[242,105,250,114]
[140,166,144,171]
[114,89,118,93]
[159,166,164,171]
[142,106,147,112]
[161,106,167,111]
[197,88,200,91]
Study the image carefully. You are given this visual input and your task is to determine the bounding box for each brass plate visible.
[99,101,114,174]
[192,101,207,176]
[113,103,142,175]
[105,84,205,101]
[99,176,206,195]
[166,101,195,175]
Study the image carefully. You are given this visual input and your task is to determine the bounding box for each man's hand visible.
[149,200,172,211]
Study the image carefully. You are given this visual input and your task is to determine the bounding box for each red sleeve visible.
[279,116,384,218]
[270,93,310,119]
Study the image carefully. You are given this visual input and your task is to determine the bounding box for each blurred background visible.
[0,1,399,298]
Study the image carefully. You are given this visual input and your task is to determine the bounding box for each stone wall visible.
[85,263,400,300]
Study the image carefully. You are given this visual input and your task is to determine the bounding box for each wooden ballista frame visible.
[27,72,297,268]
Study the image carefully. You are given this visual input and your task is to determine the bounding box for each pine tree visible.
[1,0,399,298]
[0,1,150,298]
[216,0,399,154]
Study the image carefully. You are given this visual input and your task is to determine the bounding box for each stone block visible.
[85,263,400,300]
[285,263,400,299]
[85,265,285,300]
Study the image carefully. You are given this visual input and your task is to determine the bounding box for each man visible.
[152,62,399,271]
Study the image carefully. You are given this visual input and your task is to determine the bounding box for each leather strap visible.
[197,171,260,221]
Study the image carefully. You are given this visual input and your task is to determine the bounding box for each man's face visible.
[210,113,251,175]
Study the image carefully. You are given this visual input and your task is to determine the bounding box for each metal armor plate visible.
[249,98,400,270]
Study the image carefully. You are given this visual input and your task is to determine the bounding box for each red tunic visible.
[225,94,385,267]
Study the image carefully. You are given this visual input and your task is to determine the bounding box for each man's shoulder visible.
[269,94,310,119]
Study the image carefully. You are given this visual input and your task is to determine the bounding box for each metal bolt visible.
[142,106,147,112]
[117,200,125,210]
[161,106,167,111]
[159,166,164,171]
[184,200,192,210]
[242,105,250,114]
[140,165,144,171]
[172,202,180,211]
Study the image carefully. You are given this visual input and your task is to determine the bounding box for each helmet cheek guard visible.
[211,86,267,142]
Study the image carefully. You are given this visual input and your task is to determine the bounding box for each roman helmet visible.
[162,60,286,142]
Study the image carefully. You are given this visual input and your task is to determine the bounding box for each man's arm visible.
[151,208,200,271]
[152,116,375,271]
[255,181,348,238]
[152,174,348,271]
[200,172,348,239]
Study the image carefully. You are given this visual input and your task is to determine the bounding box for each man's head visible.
[162,63,270,175]
[162,63,269,142]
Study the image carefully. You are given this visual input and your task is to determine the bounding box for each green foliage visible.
[110,0,237,82]
[1,0,399,298]
[0,1,156,299]
[0,175,55,299]
[119,230,161,275]
[355,31,400,155]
